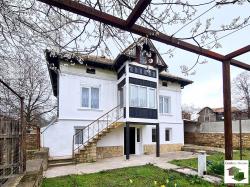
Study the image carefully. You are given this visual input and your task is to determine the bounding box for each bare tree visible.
[1,0,250,67]
[0,54,56,126]
[182,104,201,120]
[232,71,250,118]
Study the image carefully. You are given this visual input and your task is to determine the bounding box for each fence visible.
[184,119,250,149]
[0,79,25,185]
[185,119,250,133]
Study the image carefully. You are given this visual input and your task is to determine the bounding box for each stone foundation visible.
[143,144,183,155]
[96,146,123,159]
[77,143,97,163]
[185,132,250,148]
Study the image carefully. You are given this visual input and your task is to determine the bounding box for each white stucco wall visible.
[97,126,124,147]
[142,123,184,145]
[43,62,185,157]
[158,80,182,124]
[59,64,118,121]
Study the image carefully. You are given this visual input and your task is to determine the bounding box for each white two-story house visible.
[42,38,193,162]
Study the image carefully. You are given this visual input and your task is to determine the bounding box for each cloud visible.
[182,77,223,108]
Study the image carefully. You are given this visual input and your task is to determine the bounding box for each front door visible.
[136,127,143,155]
[124,127,135,154]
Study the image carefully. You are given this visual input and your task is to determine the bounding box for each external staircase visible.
[72,105,123,163]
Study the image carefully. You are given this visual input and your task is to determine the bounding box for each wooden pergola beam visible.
[37,0,250,70]
[225,45,250,60]
[125,0,152,28]
[37,0,250,166]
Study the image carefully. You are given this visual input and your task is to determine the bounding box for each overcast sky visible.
[98,1,250,109]
[46,1,250,109]
[148,1,250,109]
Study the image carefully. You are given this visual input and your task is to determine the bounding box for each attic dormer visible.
[114,37,168,72]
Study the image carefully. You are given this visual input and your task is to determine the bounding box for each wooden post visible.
[37,127,41,150]
[222,61,233,160]
[20,97,26,172]
[239,114,242,160]
[125,122,130,160]
[156,123,160,157]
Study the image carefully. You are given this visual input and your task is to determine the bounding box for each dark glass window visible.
[137,128,141,142]
[86,68,95,74]
[165,129,170,141]
[152,128,156,142]
[162,81,168,87]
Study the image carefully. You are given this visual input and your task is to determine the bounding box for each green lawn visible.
[169,150,250,187]
[42,164,218,187]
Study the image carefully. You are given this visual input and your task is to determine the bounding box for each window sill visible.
[78,108,103,112]
[165,141,172,143]
[159,113,173,116]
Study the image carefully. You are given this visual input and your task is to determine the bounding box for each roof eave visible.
[159,74,193,88]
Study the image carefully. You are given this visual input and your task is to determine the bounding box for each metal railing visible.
[72,105,123,158]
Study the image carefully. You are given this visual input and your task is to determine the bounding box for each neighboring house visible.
[198,107,240,123]
[42,38,192,161]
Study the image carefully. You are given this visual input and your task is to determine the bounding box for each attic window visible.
[140,51,147,64]
[86,67,95,74]
[162,81,168,87]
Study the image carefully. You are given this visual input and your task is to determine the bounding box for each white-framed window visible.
[159,96,171,114]
[139,86,147,107]
[75,128,83,144]
[129,84,156,109]
[118,87,124,108]
[165,128,172,142]
[81,86,100,109]
[148,88,156,108]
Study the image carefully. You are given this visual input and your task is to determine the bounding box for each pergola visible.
[38,0,250,161]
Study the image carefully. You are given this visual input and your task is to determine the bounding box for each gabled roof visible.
[198,106,239,114]
[45,50,115,96]
[114,37,168,71]
[198,107,214,114]
[212,107,239,113]
[45,38,193,96]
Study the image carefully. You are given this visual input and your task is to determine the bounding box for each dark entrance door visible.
[124,127,135,154]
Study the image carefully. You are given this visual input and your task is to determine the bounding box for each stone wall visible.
[77,143,97,163]
[26,147,49,170]
[185,132,250,148]
[96,146,123,159]
[143,144,182,155]
[26,133,39,150]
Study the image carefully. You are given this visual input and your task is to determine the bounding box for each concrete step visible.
[49,157,75,167]
[49,157,74,164]
[49,161,75,168]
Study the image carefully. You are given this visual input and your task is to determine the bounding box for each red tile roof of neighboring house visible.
[212,107,239,113]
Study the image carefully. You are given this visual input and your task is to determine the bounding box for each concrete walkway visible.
[173,168,222,184]
[182,144,225,154]
[44,151,196,178]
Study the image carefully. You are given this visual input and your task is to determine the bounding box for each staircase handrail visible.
[72,105,122,158]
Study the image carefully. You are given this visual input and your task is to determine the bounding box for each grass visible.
[170,150,250,186]
[170,150,250,173]
[42,164,217,187]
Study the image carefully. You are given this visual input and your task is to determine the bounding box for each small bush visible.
[207,161,224,176]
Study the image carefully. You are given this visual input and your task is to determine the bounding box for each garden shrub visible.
[207,161,224,176]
